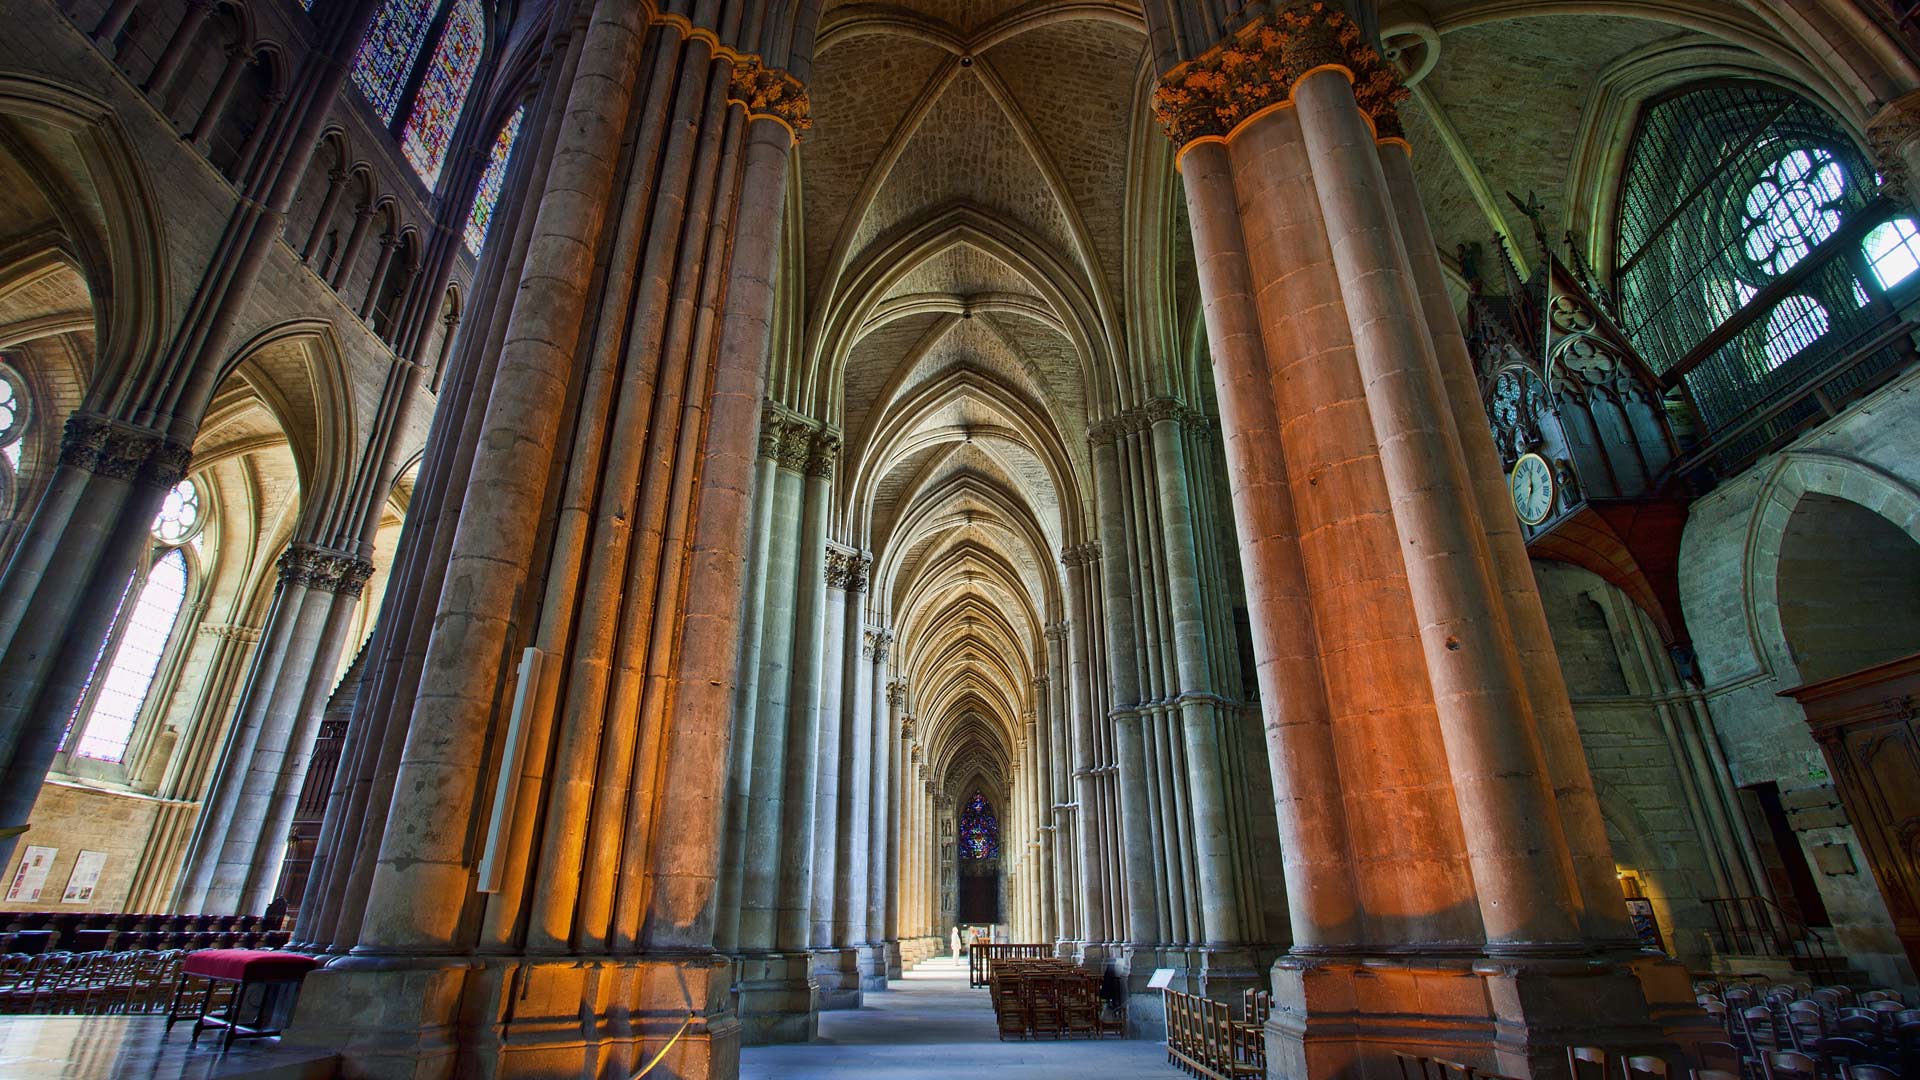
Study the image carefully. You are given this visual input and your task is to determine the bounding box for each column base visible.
[283,951,739,1079]
[885,939,903,979]
[1120,945,1266,1040]
[858,942,889,991]
[810,947,863,1010]
[733,951,818,1045]
[1263,950,1711,1080]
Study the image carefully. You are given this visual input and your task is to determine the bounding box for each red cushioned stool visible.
[165,948,319,1049]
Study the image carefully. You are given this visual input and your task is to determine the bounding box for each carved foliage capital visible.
[826,546,870,593]
[806,431,840,477]
[279,543,376,596]
[1152,3,1408,150]
[727,61,812,140]
[1868,88,1920,191]
[59,414,192,487]
[1059,541,1101,568]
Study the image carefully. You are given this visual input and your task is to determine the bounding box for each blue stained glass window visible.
[959,792,998,860]
[352,0,440,124]
[400,0,484,187]
[464,105,523,256]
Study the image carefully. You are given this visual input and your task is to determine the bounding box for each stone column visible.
[885,690,905,978]
[1178,138,1359,955]
[284,7,810,1075]
[1154,7,1703,1076]
[1043,623,1077,947]
[0,417,190,871]
[861,631,894,991]
[175,543,372,914]
[813,550,866,1008]
[143,0,214,98]
[188,45,251,149]
[837,626,875,972]
[810,546,854,945]
[715,414,783,954]
[1146,398,1254,985]
[302,170,348,263]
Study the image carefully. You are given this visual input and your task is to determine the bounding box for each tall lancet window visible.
[398,0,484,186]
[65,546,190,763]
[351,0,440,124]
[959,791,998,860]
[463,104,523,256]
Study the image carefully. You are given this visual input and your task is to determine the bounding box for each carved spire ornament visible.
[1152,2,1408,152]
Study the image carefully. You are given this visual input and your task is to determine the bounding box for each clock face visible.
[1509,453,1555,526]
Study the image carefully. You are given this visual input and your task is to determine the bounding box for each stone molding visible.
[59,414,193,488]
[278,542,377,597]
[1152,2,1408,151]
[198,621,263,643]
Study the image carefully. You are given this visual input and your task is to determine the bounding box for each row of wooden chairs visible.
[990,959,1121,1040]
[1165,987,1264,1079]
[967,942,1053,988]
[1697,982,1915,1077]
[0,928,293,955]
[0,950,187,1015]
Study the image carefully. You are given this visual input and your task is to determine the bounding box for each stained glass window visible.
[464,105,523,256]
[399,0,484,186]
[152,478,201,545]
[959,792,998,860]
[1865,218,1920,289]
[66,548,189,763]
[0,365,26,472]
[352,0,440,125]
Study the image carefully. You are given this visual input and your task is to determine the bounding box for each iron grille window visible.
[1615,83,1913,455]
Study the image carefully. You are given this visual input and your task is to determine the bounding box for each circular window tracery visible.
[0,365,29,468]
[1740,147,1847,278]
[152,478,202,545]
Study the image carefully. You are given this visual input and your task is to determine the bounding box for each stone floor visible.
[0,958,1178,1078]
[0,1014,335,1078]
[740,957,1180,1079]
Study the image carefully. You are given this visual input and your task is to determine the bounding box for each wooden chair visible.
[1062,978,1098,1038]
[1859,991,1904,1006]
[1741,1006,1782,1055]
[1784,1001,1826,1052]
[1696,1040,1743,1078]
[1843,1066,1897,1080]
[1623,1055,1669,1080]
[1691,1071,1741,1080]
[1571,1046,1609,1080]
[1760,1051,1817,1080]
[1394,1050,1433,1080]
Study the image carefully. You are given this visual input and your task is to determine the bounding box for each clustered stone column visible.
[282,3,812,1074]
[175,541,373,915]
[1155,4,1707,1075]
[0,416,190,869]
[1084,400,1283,1028]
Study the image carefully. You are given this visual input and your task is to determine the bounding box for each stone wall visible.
[0,781,184,913]
[1676,362,1920,990]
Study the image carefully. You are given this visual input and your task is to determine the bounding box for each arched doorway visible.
[1777,492,1920,682]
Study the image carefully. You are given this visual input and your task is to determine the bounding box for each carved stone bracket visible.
[1152,2,1408,151]
[59,414,193,488]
